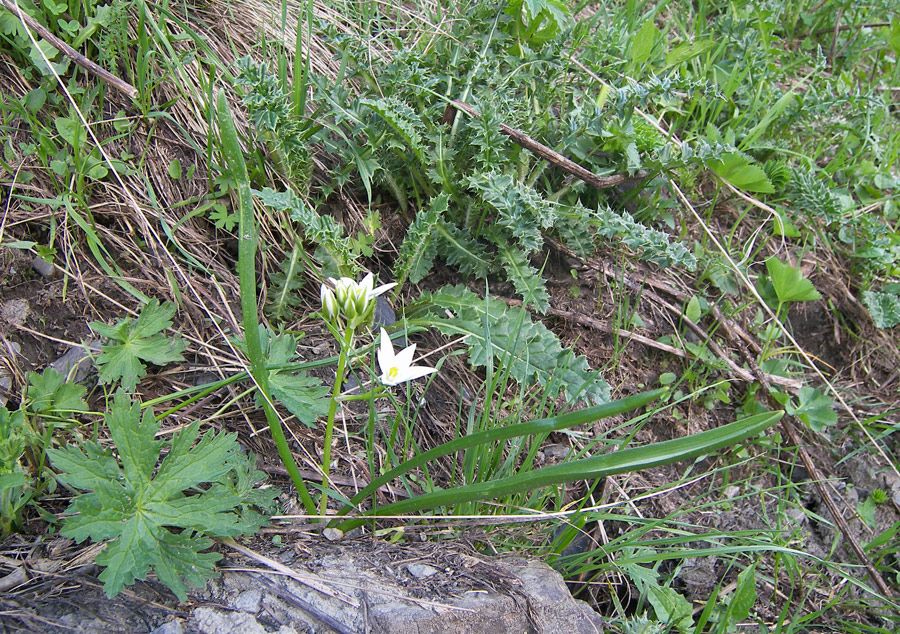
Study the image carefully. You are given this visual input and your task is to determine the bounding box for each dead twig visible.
[0,0,138,99]
[447,100,642,190]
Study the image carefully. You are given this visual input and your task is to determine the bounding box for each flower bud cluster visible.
[319,273,396,330]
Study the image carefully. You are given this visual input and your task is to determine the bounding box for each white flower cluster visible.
[320,273,395,329]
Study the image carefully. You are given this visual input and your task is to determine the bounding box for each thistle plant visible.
[317,274,435,516]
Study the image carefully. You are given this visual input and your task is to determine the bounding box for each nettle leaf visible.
[418,286,609,405]
[91,299,187,391]
[47,390,269,601]
[765,258,822,304]
[26,368,87,415]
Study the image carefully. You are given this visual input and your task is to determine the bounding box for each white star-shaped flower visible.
[377,328,437,386]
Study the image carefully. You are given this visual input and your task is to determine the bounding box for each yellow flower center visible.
[388,367,399,379]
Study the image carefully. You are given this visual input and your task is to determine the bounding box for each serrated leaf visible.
[49,390,270,601]
[497,243,550,313]
[395,194,444,285]
[419,286,608,405]
[91,299,187,391]
[26,367,87,415]
[708,152,775,193]
[265,246,305,320]
[468,171,554,254]
[247,328,330,427]
[765,258,822,304]
[48,441,120,491]
[787,386,836,432]
[435,220,491,278]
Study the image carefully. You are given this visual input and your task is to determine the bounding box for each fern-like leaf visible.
[414,286,609,405]
[395,194,445,285]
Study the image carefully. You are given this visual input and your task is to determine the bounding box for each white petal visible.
[398,366,437,382]
[394,343,416,370]
[377,328,394,374]
[371,282,397,298]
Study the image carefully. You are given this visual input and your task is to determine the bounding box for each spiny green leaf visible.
[418,285,608,405]
[496,243,550,313]
[395,193,444,285]
[91,299,187,391]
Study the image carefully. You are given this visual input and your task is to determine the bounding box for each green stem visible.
[319,326,355,517]
[216,91,316,515]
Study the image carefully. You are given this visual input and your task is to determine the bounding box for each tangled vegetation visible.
[1,0,899,631]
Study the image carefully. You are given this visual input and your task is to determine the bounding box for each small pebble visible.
[31,255,56,278]
[406,563,439,579]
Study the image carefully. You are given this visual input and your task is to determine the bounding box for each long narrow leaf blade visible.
[337,410,781,530]
[334,388,668,520]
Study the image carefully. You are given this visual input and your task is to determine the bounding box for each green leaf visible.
[25,368,87,415]
[708,152,774,193]
[888,19,900,56]
[416,285,608,405]
[496,243,550,313]
[631,20,660,67]
[343,410,782,523]
[244,327,330,427]
[786,386,836,432]
[685,296,702,323]
[720,562,758,630]
[395,193,444,285]
[167,159,182,180]
[664,39,716,70]
[47,390,270,601]
[857,496,877,529]
[861,290,900,329]
[335,389,668,527]
[765,258,821,304]
[91,299,187,391]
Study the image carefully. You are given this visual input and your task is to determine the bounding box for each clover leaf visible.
[48,390,273,601]
[90,299,187,391]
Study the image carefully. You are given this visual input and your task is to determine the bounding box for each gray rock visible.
[201,552,604,634]
[151,619,186,634]
[49,339,99,383]
[31,255,56,278]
